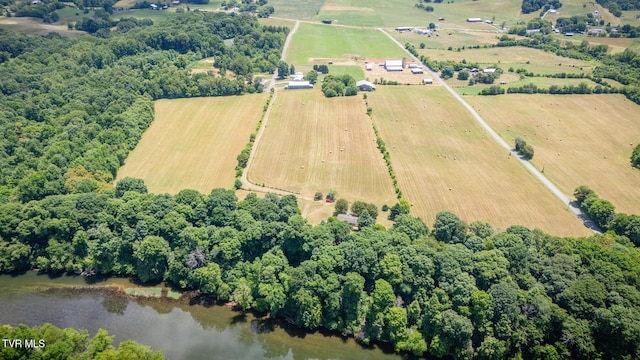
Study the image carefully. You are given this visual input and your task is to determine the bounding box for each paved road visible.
[241,21,313,201]
[378,28,601,234]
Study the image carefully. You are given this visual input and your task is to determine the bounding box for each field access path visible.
[242,20,314,201]
[378,29,601,234]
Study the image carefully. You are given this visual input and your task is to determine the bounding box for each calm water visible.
[0,272,404,360]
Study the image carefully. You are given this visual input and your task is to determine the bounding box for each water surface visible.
[0,272,403,360]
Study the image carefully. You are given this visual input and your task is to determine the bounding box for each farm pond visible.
[0,272,402,360]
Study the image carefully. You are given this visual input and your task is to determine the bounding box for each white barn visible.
[385,60,404,71]
[356,80,376,91]
[286,81,313,89]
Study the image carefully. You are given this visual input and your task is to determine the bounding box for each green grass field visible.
[418,46,596,72]
[286,23,407,64]
[316,0,524,27]
[268,0,326,20]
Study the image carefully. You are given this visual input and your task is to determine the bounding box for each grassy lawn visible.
[286,23,407,64]
[248,89,397,206]
[316,0,526,27]
[367,86,591,236]
[117,94,268,195]
[268,0,326,20]
[466,93,640,215]
[0,15,80,37]
[125,287,162,297]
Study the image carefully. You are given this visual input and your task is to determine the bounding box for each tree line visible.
[1,183,640,358]
[574,185,640,244]
[0,323,164,359]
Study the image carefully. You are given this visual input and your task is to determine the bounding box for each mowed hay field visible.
[117,94,268,194]
[367,86,591,236]
[248,89,397,206]
[467,94,640,215]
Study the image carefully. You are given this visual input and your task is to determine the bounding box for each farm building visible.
[285,81,313,89]
[291,72,304,81]
[423,78,434,84]
[408,63,422,69]
[467,18,482,22]
[411,68,424,74]
[483,68,497,73]
[337,214,359,227]
[385,60,404,71]
[395,26,415,32]
[416,29,432,35]
[366,63,373,71]
[356,80,376,91]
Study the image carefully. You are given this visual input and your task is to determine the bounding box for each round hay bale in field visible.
[301,165,305,169]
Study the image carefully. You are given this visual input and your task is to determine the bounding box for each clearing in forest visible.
[467,94,640,215]
[367,86,591,236]
[247,89,397,206]
[117,94,268,194]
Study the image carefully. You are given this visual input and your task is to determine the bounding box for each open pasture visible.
[247,89,397,206]
[466,94,640,215]
[285,23,407,65]
[117,94,268,194]
[576,36,635,54]
[367,86,591,236]
[268,0,326,20]
[395,30,503,52]
[420,46,596,73]
[0,16,79,37]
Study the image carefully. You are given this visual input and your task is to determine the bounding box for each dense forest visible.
[1,185,640,359]
[0,323,164,359]
[0,11,287,204]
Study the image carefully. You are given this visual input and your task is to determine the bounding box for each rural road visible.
[378,29,601,233]
[241,20,314,201]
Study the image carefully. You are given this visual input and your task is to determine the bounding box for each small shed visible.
[483,68,497,73]
[337,214,359,227]
[365,63,373,71]
[286,81,313,89]
[423,78,434,84]
[411,68,424,74]
[356,80,376,91]
[467,18,482,22]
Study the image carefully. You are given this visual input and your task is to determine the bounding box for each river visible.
[0,272,404,360]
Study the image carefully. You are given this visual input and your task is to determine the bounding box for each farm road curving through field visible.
[242,20,314,201]
[378,28,601,234]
